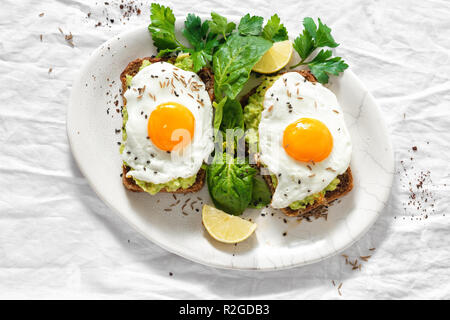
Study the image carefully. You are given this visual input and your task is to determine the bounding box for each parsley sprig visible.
[262,14,288,42]
[148,4,227,72]
[209,12,236,40]
[291,17,348,83]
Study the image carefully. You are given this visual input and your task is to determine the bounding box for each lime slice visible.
[252,40,293,74]
[202,205,257,244]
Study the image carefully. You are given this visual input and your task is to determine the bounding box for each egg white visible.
[258,72,352,209]
[122,62,214,184]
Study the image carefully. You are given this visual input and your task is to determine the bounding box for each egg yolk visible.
[148,102,195,152]
[282,118,333,162]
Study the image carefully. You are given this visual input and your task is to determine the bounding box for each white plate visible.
[67,24,394,270]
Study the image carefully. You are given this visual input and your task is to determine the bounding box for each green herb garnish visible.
[238,14,264,36]
[148,4,222,72]
[148,4,181,51]
[262,14,288,42]
[183,13,220,71]
[208,12,236,39]
[291,17,348,83]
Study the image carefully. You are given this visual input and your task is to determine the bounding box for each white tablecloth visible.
[1,0,449,299]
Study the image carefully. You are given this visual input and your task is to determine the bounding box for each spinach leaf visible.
[209,98,253,216]
[207,153,257,215]
[220,98,244,132]
[248,175,272,209]
[212,98,226,133]
[213,33,272,100]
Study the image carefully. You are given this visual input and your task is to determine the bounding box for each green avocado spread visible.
[243,75,281,146]
[121,54,197,195]
[244,77,342,210]
[134,175,197,195]
[270,175,340,210]
[174,53,194,71]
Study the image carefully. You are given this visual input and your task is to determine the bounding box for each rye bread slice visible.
[241,70,353,218]
[120,56,214,193]
[262,168,353,218]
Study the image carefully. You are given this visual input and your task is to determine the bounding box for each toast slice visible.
[120,56,214,194]
[241,70,353,218]
[262,168,353,218]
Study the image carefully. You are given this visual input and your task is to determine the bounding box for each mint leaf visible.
[293,29,314,60]
[213,33,272,100]
[238,14,264,36]
[262,14,288,42]
[209,12,236,38]
[148,3,179,50]
[308,50,348,83]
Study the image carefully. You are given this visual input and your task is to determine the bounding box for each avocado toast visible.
[120,56,214,194]
[241,70,353,218]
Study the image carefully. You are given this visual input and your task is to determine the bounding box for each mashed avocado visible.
[134,175,197,195]
[121,56,198,194]
[243,75,281,145]
[288,178,340,210]
[270,175,340,210]
[139,59,151,71]
[174,53,194,71]
[125,74,133,87]
[244,77,341,210]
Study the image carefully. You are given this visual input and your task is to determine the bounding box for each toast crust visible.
[120,56,214,194]
[262,168,353,218]
[122,166,207,193]
[241,70,353,218]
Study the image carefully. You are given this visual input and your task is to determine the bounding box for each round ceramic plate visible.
[67,24,394,270]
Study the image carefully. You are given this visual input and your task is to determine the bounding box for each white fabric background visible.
[1,0,449,299]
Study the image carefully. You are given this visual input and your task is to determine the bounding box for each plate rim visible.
[67,25,394,271]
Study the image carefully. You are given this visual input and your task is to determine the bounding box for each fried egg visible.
[258,72,352,208]
[122,61,214,184]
